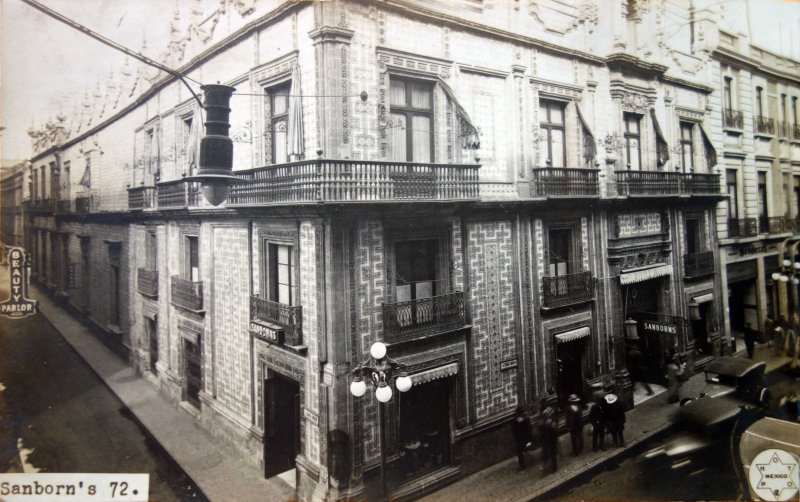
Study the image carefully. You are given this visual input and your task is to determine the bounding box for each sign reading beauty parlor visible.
[0,247,37,319]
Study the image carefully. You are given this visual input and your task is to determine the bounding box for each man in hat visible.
[539,405,558,474]
[510,406,532,470]
[604,393,625,448]
[588,394,606,452]
[566,394,584,455]
[666,354,684,403]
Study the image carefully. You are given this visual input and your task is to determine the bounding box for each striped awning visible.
[409,362,459,385]
[555,326,590,344]
[693,293,714,304]
[620,264,673,285]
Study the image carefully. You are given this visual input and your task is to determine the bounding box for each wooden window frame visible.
[389,76,435,163]
[623,112,642,171]
[539,99,567,168]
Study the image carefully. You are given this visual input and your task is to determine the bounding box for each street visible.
[0,307,206,501]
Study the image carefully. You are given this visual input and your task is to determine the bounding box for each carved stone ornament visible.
[621,92,650,113]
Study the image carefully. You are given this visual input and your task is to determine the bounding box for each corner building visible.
[22,0,798,499]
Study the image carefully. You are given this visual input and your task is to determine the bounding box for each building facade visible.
[17,0,798,499]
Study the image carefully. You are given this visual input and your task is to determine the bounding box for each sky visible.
[1,0,799,163]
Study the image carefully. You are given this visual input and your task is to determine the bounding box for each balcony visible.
[778,121,792,138]
[157,179,201,209]
[55,199,72,213]
[75,195,96,213]
[541,271,594,308]
[760,216,788,235]
[531,168,599,197]
[727,218,759,238]
[614,171,721,197]
[382,291,467,344]
[24,198,56,213]
[170,276,203,311]
[227,159,479,205]
[128,186,157,210]
[249,295,303,346]
[755,116,775,135]
[684,251,714,278]
[794,125,800,141]
[723,108,744,129]
[137,268,159,298]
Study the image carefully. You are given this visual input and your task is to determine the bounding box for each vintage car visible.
[682,357,768,404]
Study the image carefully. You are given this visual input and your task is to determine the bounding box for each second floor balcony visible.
[755,116,775,135]
[128,186,157,210]
[75,193,97,213]
[723,108,744,129]
[541,271,594,308]
[382,291,467,344]
[250,295,303,346]
[170,276,203,311]
[684,251,715,278]
[760,216,789,235]
[157,180,201,209]
[531,168,599,197]
[727,218,759,238]
[137,268,159,298]
[615,171,721,197]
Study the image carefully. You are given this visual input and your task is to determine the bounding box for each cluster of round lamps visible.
[771,259,800,285]
[349,342,412,402]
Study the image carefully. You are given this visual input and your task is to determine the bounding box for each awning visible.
[650,108,670,167]
[620,264,673,285]
[287,64,304,160]
[693,293,714,304]
[576,101,596,166]
[699,123,717,169]
[555,326,590,343]
[439,80,480,149]
[409,362,459,385]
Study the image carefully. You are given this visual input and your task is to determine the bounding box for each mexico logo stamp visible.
[749,448,800,501]
[0,247,37,319]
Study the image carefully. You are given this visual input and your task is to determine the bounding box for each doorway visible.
[264,373,300,478]
[556,337,586,403]
[147,318,158,373]
[398,377,451,479]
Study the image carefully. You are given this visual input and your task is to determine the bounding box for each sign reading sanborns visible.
[0,247,37,319]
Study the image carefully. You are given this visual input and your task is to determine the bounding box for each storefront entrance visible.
[398,377,451,479]
[264,373,300,478]
[556,335,587,403]
[624,279,668,383]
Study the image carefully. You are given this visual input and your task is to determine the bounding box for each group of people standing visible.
[511,391,627,474]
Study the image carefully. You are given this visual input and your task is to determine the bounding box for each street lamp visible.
[350,341,412,501]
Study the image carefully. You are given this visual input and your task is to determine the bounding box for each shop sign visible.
[0,247,37,319]
[500,359,517,371]
[251,321,283,343]
[642,321,678,334]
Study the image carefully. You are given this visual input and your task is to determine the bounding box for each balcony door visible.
[395,239,439,326]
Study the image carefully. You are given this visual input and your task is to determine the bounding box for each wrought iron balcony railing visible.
[541,271,594,308]
[227,159,479,205]
[614,171,721,197]
[755,116,775,135]
[684,251,715,278]
[382,291,466,344]
[727,217,759,238]
[531,168,599,197]
[778,121,791,138]
[75,195,96,213]
[170,276,203,311]
[137,268,159,298]
[128,186,157,210]
[249,295,303,346]
[723,108,744,129]
[157,180,201,209]
[760,216,789,234]
[793,124,800,141]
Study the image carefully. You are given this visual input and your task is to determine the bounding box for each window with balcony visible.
[389,76,434,163]
[171,235,202,311]
[680,122,695,172]
[548,227,576,277]
[40,165,46,200]
[396,239,439,303]
[543,224,592,307]
[685,218,701,254]
[724,76,733,111]
[265,82,290,164]
[727,169,740,221]
[623,113,642,170]
[147,231,157,271]
[268,243,295,306]
[50,162,60,201]
[108,244,122,327]
[539,99,566,167]
[182,113,198,176]
[185,236,199,282]
[758,171,768,232]
[32,169,38,200]
[251,241,302,346]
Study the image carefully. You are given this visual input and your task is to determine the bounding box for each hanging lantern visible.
[688,299,701,321]
[624,318,639,340]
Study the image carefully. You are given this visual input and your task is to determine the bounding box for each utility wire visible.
[18,0,205,108]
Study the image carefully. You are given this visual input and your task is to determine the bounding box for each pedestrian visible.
[539,405,558,474]
[666,354,684,404]
[510,406,532,470]
[774,321,786,357]
[588,395,606,452]
[566,394,584,455]
[604,393,625,448]
[744,322,756,359]
[627,344,653,395]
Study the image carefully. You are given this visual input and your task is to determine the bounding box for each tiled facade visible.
[13,0,799,500]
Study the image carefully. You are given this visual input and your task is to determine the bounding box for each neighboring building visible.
[1,160,27,252]
[19,0,797,500]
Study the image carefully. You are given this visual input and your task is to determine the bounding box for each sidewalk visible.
[420,344,791,502]
[27,279,294,502]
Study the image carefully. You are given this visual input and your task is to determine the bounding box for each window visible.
[726,170,739,219]
[183,338,202,408]
[62,161,70,201]
[548,227,576,276]
[108,244,121,326]
[182,114,197,175]
[146,231,157,271]
[680,122,695,172]
[539,100,566,167]
[266,83,290,164]
[793,97,798,126]
[268,243,295,305]
[390,77,434,163]
[685,218,701,254]
[781,94,788,122]
[61,234,69,291]
[395,239,438,302]
[623,113,642,170]
[81,237,91,310]
[794,176,800,217]
[756,87,764,118]
[40,166,46,199]
[147,318,158,374]
[757,171,768,220]
[185,236,199,282]
[50,162,59,200]
[32,169,38,200]
[723,77,733,111]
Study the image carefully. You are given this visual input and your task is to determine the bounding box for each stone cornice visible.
[712,46,800,85]
[308,25,355,44]
[606,53,668,78]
